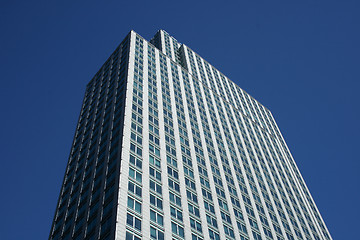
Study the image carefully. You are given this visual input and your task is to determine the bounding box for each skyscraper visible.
[49,30,332,240]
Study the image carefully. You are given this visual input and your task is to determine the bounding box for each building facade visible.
[49,30,332,240]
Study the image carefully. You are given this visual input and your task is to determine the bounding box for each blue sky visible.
[0,0,359,239]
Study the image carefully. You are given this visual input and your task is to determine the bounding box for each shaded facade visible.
[49,30,332,240]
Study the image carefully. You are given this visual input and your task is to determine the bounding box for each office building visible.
[49,30,332,240]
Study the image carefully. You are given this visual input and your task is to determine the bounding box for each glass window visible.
[150,209,163,226]
[127,197,141,214]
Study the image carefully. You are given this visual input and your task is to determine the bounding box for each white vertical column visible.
[115,30,136,240]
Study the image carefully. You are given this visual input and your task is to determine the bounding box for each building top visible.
[148,30,275,134]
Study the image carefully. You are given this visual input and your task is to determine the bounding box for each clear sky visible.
[0,0,359,239]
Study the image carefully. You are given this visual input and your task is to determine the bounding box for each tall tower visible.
[49,30,332,240]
